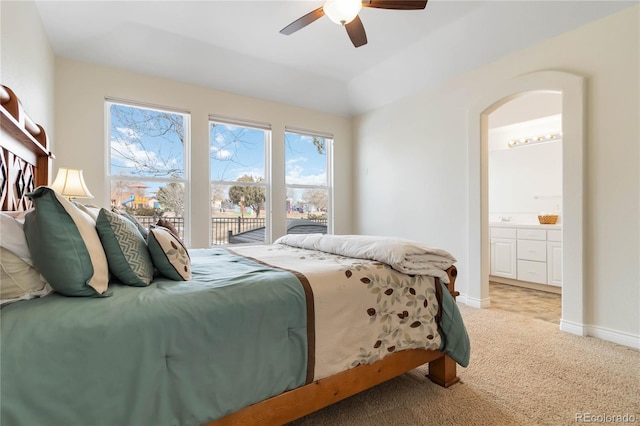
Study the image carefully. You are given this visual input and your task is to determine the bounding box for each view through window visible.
[107,103,331,247]
[107,100,189,242]
[285,129,332,235]
[209,118,270,245]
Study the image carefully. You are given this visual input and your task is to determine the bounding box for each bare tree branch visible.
[110,104,185,177]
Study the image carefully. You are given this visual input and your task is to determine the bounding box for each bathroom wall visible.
[488,114,563,224]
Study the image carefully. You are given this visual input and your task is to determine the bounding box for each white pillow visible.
[0,211,34,265]
[1,247,52,306]
[74,203,101,221]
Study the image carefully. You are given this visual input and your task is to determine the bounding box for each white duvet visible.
[275,234,456,283]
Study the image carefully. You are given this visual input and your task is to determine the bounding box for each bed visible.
[0,85,469,426]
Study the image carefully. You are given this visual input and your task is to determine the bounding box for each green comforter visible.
[439,282,470,367]
[1,247,470,426]
[1,249,308,426]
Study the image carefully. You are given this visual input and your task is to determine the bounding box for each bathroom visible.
[487,93,563,322]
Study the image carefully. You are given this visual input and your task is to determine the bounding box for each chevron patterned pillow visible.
[111,208,149,239]
[96,208,154,287]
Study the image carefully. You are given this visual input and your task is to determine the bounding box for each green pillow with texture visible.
[112,208,149,239]
[96,208,154,287]
[23,186,109,297]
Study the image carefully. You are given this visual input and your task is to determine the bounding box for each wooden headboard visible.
[0,85,53,211]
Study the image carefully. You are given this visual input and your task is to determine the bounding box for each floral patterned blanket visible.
[231,243,461,381]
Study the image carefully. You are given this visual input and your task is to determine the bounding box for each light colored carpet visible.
[289,304,640,425]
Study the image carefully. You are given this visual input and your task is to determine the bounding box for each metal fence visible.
[135,216,185,239]
[134,216,327,245]
[212,217,265,245]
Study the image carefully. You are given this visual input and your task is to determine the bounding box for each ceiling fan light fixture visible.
[323,0,362,25]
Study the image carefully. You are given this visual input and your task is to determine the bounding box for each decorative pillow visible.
[147,226,191,281]
[156,218,180,239]
[74,202,101,221]
[0,211,34,264]
[23,186,110,297]
[112,208,149,239]
[1,247,53,306]
[96,208,154,287]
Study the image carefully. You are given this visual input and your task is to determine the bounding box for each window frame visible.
[284,127,334,235]
[208,115,272,246]
[105,98,191,245]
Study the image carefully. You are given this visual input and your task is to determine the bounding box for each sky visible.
[210,122,328,187]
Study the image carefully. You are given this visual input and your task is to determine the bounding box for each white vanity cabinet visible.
[490,227,517,279]
[546,230,563,287]
[516,228,548,285]
[490,224,562,287]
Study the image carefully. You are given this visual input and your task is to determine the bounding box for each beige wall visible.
[0,0,55,153]
[54,59,353,248]
[0,0,353,249]
[3,0,637,344]
[354,6,639,342]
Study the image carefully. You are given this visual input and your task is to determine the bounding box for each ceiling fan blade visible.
[280,7,325,35]
[345,15,368,48]
[362,0,428,10]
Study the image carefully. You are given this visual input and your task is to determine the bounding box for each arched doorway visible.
[467,71,586,335]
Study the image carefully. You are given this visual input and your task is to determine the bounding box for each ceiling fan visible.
[280,0,428,48]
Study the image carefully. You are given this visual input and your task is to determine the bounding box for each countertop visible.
[489,222,562,230]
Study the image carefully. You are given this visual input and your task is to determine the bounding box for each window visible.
[209,116,271,245]
[285,128,333,234]
[107,100,190,242]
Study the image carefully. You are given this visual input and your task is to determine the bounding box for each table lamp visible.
[50,168,94,200]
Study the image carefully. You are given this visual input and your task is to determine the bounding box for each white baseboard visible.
[585,324,640,349]
[460,293,491,308]
[462,297,640,350]
[560,319,586,336]
[453,293,467,304]
[558,319,639,349]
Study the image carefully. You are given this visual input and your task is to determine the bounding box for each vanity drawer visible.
[516,228,546,240]
[491,227,516,239]
[517,239,546,262]
[517,260,547,284]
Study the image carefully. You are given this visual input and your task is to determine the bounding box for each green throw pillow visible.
[147,226,191,281]
[23,186,109,297]
[96,209,154,287]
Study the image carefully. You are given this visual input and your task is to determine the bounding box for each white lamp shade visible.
[51,168,94,199]
[323,0,362,25]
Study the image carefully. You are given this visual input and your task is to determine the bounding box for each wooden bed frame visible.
[0,85,52,211]
[1,85,460,426]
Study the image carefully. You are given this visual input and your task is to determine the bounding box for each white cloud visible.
[110,138,180,175]
[214,133,226,145]
[211,147,232,159]
[286,164,326,186]
[286,156,326,185]
[286,156,307,166]
[115,127,141,140]
[111,138,156,168]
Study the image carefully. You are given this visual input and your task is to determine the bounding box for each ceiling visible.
[34,1,634,116]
